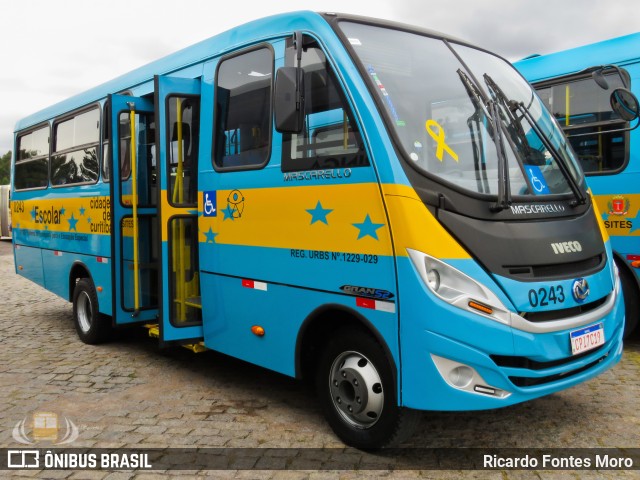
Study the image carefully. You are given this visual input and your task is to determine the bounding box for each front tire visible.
[72,278,111,344]
[316,328,418,449]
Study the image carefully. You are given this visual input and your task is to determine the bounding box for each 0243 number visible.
[528,285,565,308]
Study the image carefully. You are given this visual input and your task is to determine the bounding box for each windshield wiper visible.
[483,74,586,206]
[457,69,511,210]
[457,69,491,194]
[508,100,586,206]
[488,101,512,211]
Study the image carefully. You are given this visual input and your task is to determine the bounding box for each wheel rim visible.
[329,350,384,429]
[77,291,93,333]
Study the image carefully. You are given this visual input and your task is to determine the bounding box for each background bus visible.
[0,185,11,239]
[515,32,640,337]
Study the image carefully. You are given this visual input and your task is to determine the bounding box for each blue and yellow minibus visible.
[12,12,628,448]
[516,33,640,338]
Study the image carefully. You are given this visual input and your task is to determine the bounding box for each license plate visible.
[570,323,605,355]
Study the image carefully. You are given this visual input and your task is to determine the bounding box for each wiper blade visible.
[457,69,492,194]
[488,101,512,211]
[457,69,492,124]
[483,73,586,206]
[509,100,586,206]
[457,69,512,210]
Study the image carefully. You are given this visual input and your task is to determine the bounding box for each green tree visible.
[0,151,10,185]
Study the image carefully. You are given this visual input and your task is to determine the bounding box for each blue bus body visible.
[12,12,624,448]
[516,32,640,336]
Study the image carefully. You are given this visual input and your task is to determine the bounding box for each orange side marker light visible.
[468,301,493,315]
[251,325,265,337]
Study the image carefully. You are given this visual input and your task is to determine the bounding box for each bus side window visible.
[15,126,49,190]
[213,46,274,170]
[281,37,369,173]
[51,108,100,186]
[536,73,629,174]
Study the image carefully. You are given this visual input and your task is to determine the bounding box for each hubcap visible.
[329,351,384,428]
[77,291,93,333]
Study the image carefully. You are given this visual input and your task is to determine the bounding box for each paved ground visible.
[0,239,638,479]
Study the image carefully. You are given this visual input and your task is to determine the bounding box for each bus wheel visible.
[619,265,639,338]
[72,278,110,344]
[316,328,418,449]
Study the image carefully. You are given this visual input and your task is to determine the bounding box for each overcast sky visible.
[2,0,639,155]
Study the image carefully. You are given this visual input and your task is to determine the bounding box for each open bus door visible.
[109,94,160,325]
[154,75,204,345]
[110,81,204,345]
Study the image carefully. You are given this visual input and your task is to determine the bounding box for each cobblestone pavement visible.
[0,239,638,479]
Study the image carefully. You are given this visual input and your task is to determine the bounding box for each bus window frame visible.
[102,99,110,183]
[279,33,371,174]
[532,69,632,177]
[50,103,102,188]
[102,91,134,184]
[14,122,51,192]
[211,42,275,173]
[165,93,200,209]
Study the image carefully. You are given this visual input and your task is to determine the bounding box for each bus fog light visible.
[431,354,511,399]
[449,365,473,388]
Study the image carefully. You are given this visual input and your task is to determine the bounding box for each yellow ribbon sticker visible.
[425,119,458,162]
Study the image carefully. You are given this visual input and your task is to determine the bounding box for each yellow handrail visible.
[130,110,140,313]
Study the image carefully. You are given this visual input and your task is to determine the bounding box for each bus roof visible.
[515,32,640,83]
[14,11,472,134]
[15,11,327,133]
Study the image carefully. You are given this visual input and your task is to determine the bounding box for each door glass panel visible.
[121,215,158,311]
[119,111,157,206]
[169,216,202,325]
[167,96,200,205]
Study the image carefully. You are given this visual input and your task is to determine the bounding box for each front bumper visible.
[398,258,625,411]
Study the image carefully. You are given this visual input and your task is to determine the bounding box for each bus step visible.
[144,323,159,338]
[182,342,207,353]
[143,324,205,353]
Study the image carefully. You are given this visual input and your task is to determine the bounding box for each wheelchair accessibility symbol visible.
[525,165,550,195]
[203,191,217,217]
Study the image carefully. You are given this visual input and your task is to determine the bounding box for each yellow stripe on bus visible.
[382,184,471,260]
[12,197,111,235]
[192,184,393,255]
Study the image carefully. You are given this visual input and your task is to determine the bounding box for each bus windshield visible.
[338,22,583,200]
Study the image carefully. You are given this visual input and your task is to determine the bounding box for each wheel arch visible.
[68,261,95,302]
[613,250,640,337]
[613,251,640,294]
[294,303,398,386]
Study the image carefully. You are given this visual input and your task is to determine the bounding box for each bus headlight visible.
[426,268,441,291]
[408,248,512,325]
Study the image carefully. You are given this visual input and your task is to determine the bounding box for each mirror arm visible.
[293,31,304,111]
[579,64,630,90]
[565,118,640,138]
[294,31,303,67]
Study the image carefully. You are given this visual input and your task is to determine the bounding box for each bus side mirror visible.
[610,87,640,121]
[274,66,305,133]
